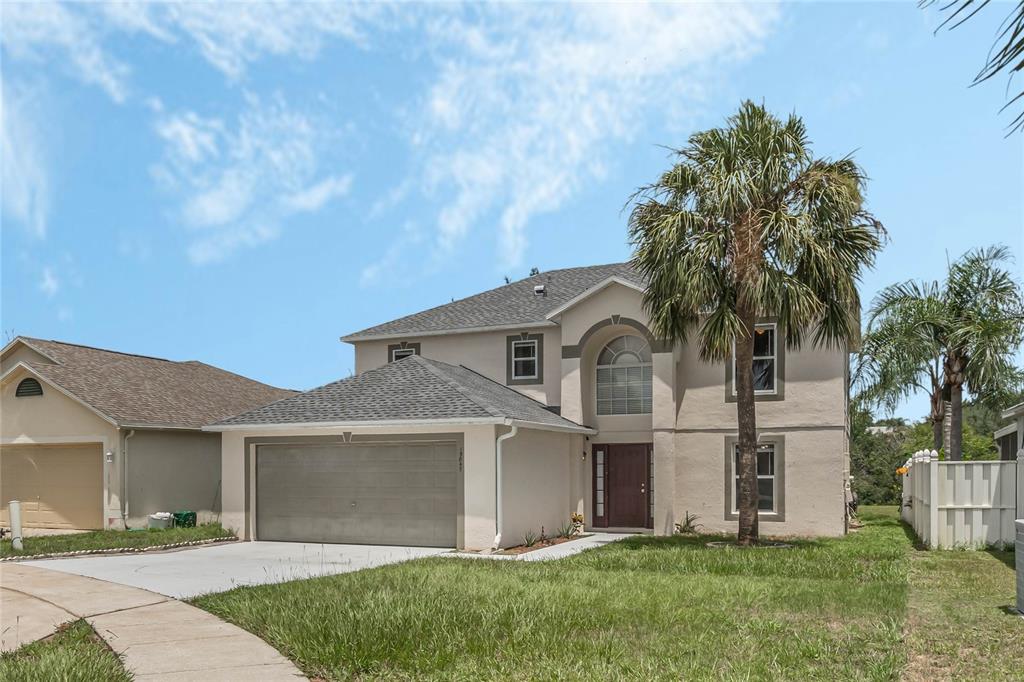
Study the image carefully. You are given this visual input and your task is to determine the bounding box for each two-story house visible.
[211,262,851,549]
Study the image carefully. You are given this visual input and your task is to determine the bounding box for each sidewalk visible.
[0,563,304,680]
[452,531,635,561]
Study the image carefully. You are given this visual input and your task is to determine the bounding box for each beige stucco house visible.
[212,262,853,550]
[0,337,292,530]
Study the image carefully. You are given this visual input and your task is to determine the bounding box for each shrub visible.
[674,511,702,535]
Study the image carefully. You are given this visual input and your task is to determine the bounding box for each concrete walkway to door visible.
[0,563,304,680]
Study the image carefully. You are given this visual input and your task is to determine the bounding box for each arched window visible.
[596,336,652,415]
[15,377,43,397]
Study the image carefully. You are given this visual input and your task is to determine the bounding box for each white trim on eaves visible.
[341,320,558,343]
[543,276,645,321]
[0,362,120,427]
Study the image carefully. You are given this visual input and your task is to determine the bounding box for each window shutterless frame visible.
[732,443,776,514]
[731,322,777,396]
[387,342,420,363]
[723,434,785,522]
[510,339,538,380]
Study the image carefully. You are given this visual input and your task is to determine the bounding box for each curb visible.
[1,535,237,562]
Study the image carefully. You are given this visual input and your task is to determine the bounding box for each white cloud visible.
[406,3,780,268]
[152,95,351,264]
[1,2,130,102]
[341,5,779,282]
[39,266,59,297]
[1,81,50,238]
[0,2,387,100]
[282,175,353,213]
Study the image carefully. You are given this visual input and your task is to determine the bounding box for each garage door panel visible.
[0,444,103,530]
[257,442,458,547]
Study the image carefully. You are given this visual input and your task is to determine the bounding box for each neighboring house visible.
[0,337,292,530]
[995,402,1024,461]
[212,262,851,550]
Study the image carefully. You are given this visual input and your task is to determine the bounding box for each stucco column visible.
[220,431,248,539]
[652,350,676,535]
[568,434,586,519]
[559,356,583,425]
[462,424,497,550]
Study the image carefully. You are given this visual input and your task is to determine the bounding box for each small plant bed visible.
[0,620,130,682]
[1,523,235,560]
[498,533,592,555]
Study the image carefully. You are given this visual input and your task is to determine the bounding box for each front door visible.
[595,443,650,528]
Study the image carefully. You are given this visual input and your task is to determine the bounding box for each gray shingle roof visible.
[9,337,294,429]
[343,262,644,340]
[214,355,590,432]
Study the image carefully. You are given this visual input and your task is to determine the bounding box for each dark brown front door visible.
[599,443,650,528]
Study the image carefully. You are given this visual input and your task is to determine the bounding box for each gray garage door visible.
[256,442,458,547]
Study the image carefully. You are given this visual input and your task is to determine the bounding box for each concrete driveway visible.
[24,542,450,599]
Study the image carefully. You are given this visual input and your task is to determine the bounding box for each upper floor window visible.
[388,342,420,363]
[391,348,415,362]
[15,377,43,397]
[732,323,777,395]
[511,340,538,380]
[596,335,652,415]
[506,333,544,385]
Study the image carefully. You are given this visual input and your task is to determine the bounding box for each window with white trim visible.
[390,347,416,362]
[732,443,776,513]
[511,339,538,380]
[732,323,777,395]
[595,448,606,518]
[596,335,652,415]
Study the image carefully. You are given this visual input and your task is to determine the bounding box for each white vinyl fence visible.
[900,449,1023,549]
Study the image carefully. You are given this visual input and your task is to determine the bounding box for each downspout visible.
[121,429,135,529]
[492,423,519,550]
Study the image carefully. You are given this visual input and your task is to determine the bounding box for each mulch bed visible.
[499,534,590,555]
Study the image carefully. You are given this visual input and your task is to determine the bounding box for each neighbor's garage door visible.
[0,444,104,530]
[256,442,458,547]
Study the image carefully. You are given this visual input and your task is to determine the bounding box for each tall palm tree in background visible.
[629,101,884,545]
[860,246,1024,459]
[854,283,947,449]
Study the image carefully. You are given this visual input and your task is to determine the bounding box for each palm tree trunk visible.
[734,300,759,546]
[942,383,952,459]
[929,384,944,451]
[948,381,963,461]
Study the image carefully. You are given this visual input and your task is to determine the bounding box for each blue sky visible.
[2,2,1021,422]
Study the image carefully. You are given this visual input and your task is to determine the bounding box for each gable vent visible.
[15,377,43,397]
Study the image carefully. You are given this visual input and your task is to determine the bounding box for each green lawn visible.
[0,522,233,558]
[0,620,130,682]
[194,508,919,680]
[904,545,1022,681]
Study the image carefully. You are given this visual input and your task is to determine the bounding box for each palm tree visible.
[854,283,946,449]
[628,101,885,545]
[865,246,1024,460]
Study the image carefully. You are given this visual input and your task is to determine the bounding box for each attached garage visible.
[213,355,595,550]
[256,442,459,547]
[0,443,104,530]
